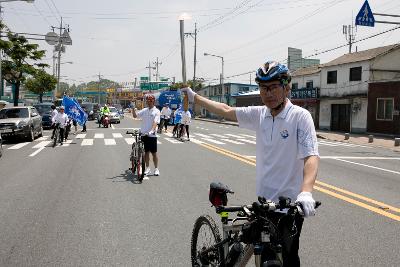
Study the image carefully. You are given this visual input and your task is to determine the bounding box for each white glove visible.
[180,87,197,103]
[148,130,155,136]
[296,192,316,217]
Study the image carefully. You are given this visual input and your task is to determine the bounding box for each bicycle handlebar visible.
[216,200,321,217]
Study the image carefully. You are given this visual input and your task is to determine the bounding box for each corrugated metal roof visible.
[322,44,400,67]
[291,65,321,77]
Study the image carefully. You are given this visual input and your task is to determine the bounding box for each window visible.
[327,70,337,84]
[292,83,298,90]
[350,66,362,81]
[225,87,230,95]
[239,86,249,92]
[306,81,313,89]
[218,87,222,95]
[214,88,217,96]
[376,98,393,120]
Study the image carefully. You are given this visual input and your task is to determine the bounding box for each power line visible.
[50,0,62,18]
[44,0,60,24]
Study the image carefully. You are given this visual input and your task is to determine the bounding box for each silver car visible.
[0,106,43,141]
[108,106,121,124]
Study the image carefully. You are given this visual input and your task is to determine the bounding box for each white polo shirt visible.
[235,99,319,202]
[137,106,160,137]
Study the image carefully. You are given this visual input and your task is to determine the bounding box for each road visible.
[0,114,399,266]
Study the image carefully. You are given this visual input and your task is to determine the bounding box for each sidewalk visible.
[194,117,400,152]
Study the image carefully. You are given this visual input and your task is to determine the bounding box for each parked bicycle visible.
[52,123,61,147]
[126,129,146,182]
[191,182,321,267]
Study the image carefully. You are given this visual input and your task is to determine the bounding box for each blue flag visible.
[62,96,88,126]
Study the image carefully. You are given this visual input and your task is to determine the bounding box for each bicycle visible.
[157,115,166,134]
[126,129,146,182]
[191,182,321,267]
[52,123,61,147]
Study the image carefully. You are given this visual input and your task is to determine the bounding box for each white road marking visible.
[190,138,204,144]
[61,140,73,147]
[237,139,256,144]
[209,133,222,137]
[76,134,86,139]
[194,133,211,138]
[111,124,115,129]
[165,138,182,144]
[29,147,45,157]
[81,139,93,146]
[104,139,116,145]
[157,140,162,144]
[321,156,400,160]
[164,132,173,137]
[225,133,240,138]
[32,141,52,148]
[35,136,49,141]
[125,138,135,145]
[319,140,370,148]
[202,138,225,145]
[224,126,229,129]
[335,158,400,175]
[221,139,244,144]
[8,142,30,150]
[94,133,104,138]
[112,133,123,138]
[239,134,256,138]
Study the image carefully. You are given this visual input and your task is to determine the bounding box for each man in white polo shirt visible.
[181,61,319,266]
[132,94,161,176]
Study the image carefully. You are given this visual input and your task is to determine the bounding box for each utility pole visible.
[146,61,155,82]
[97,73,102,104]
[185,23,197,90]
[343,23,356,53]
[153,57,162,82]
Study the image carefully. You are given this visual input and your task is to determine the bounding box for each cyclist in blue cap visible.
[181,61,319,266]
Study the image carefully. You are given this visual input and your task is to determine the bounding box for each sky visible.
[3,0,400,86]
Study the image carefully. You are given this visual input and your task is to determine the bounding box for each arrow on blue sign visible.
[355,0,375,27]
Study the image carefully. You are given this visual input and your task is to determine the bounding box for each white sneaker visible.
[154,168,160,176]
[144,167,151,175]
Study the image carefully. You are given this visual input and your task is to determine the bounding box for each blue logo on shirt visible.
[280,130,289,139]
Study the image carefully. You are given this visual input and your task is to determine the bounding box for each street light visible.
[204,53,224,103]
[0,0,35,98]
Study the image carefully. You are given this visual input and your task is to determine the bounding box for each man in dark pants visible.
[181,61,319,266]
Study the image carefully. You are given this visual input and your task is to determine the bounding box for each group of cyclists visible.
[50,104,84,145]
[132,60,319,266]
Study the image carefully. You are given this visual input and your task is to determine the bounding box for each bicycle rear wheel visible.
[191,215,223,267]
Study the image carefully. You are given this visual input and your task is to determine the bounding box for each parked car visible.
[108,106,121,123]
[81,102,96,120]
[0,132,3,158]
[0,106,42,141]
[33,102,53,129]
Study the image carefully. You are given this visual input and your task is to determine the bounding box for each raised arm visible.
[182,87,237,122]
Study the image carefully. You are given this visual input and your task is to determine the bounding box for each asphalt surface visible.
[0,115,399,266]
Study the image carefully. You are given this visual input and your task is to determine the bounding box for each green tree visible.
[0,23,48,106]
[24,70,57,103]
[170,80,203,91]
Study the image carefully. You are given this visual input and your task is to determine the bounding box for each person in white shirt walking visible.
[50,104,58,139]
[160,103,172,132]
[52,106,69,145]
[179,107,191,141]
[132,94,161,176]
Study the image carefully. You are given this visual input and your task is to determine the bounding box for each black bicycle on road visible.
[191,182,321,267]
[126,129,146,182]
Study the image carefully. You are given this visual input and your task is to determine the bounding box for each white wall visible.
[370,49,400,82]
[319,98,367,132]
[292,72,320,88]
[320,61,370,97]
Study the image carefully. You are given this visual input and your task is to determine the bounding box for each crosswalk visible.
[3,131,372,152]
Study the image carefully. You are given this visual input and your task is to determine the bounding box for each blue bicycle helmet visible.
[255,61,291,85]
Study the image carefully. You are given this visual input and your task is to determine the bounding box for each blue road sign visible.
[355,0,375,27]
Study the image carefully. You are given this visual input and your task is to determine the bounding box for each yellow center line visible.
[315,186,400,222]
[316,181,400,213]
[196,142,400,221]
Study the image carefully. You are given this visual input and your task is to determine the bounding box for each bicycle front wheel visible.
[191,215,223,267]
